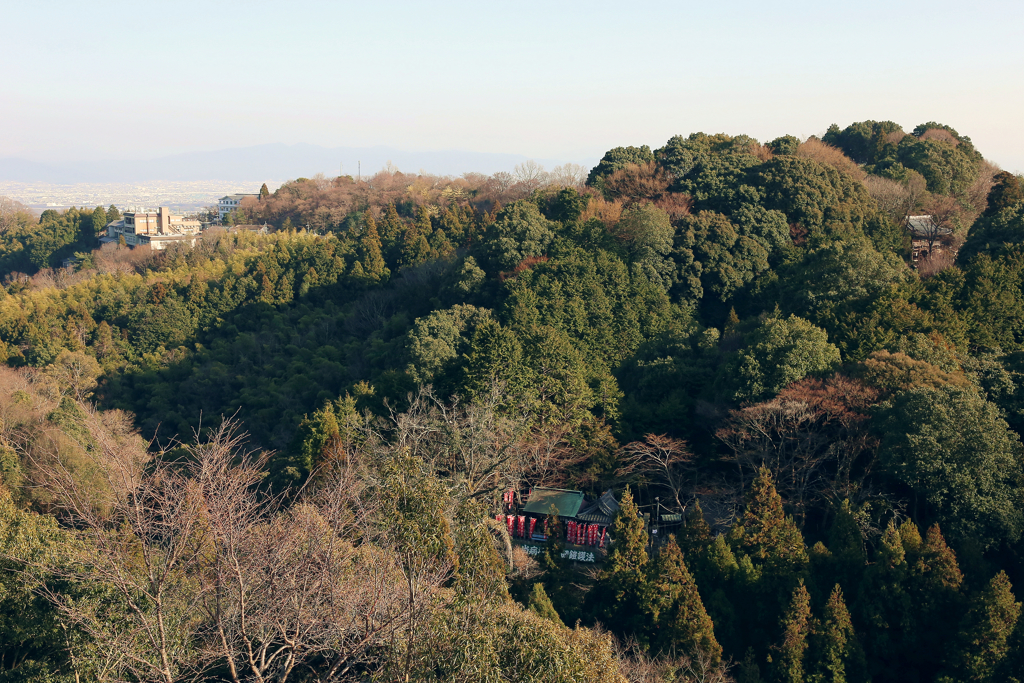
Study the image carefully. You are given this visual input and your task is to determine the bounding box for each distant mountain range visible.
[0,144,591,184]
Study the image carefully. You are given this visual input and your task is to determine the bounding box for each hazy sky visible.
[3,0,1023,172]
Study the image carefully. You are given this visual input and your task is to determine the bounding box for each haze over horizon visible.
[3,0,1023,176]
[0,142,586,185]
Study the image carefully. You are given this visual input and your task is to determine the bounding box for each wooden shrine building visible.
[499,487,620,564]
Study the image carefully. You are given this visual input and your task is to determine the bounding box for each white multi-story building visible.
[105,207,202,250]
[218,194,259,222]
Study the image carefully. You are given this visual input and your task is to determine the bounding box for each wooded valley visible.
[2,120,1024,682]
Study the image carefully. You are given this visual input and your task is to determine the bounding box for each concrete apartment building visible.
[104,207,202,250]
[218,194,259,222]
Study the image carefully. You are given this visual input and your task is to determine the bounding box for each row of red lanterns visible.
[567,520,606,547]
[496,514,607,548]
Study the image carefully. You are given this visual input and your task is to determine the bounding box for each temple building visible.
[499,487,620,564]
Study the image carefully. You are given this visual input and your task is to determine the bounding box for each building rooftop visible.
[522,488,586,518]
[576,490,620,525]
[907,215,953,238]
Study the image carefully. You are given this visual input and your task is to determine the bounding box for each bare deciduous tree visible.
[38,423,211,682]
[548,163,588,189]
[615,636,734,683]
[32,418,444,683]
[513,160,549,193]
[0,195,34,234]
[616,434,696,513]
[717,376,878,524]
[369,385,583,504]
[863,175,914,225]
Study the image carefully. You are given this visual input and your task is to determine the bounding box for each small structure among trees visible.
[499,487,620,563]
[907,214,955,264]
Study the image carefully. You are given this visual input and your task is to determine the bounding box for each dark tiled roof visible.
[596,489,620,517]
[575,489,619,525]
[576,511,613,525]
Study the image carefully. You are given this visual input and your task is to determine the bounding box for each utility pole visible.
[358,161,361,183]
[654,497,660,545]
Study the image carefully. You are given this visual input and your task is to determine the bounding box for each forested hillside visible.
[2,120,1024,682]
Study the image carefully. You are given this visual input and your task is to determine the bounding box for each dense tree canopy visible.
[1,118,1023,681]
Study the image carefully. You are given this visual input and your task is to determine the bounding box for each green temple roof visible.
[522,488,585,518]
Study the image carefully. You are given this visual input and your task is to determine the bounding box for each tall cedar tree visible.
[678,499,712,557]
[355,212,389,284]
[812,584,866,683]
[774,582,812,683]
[541,507,574,620]
[602,487,651,640]
[826,500,866,595]
[527,582,565,626]
[945,571,1020,681]
[903,523,963,680]
[730,467,809,658]
[651,535,722,663]
[854,519,915,682]
[736,467,808,570]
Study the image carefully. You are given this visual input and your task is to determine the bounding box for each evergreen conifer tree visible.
[855,519,913,683]
[416,205,433,237]
[379,202,404,246]
[293,402,340,477]
[904,524,963,680]
[918,524,963,592]
[812,584,866,683]
[945,571,1020,682]
[430,228,454,258]
[827,500,866,594]
[527,582,564,626]
[91,205,108,236]
[601,487,651,639]
[679,499,712,556]
[363,208,378,237]
[878,519,906,569]
[693,533,741,654]
[652,535,722,663]
[402,230,433,265]
[607,486,648,583]
[897,518,923,557]
[774,582,812,683]
[259,182,270,199]
[739,647,764,683]
[736,467,807,570]
[358,216,389,284]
